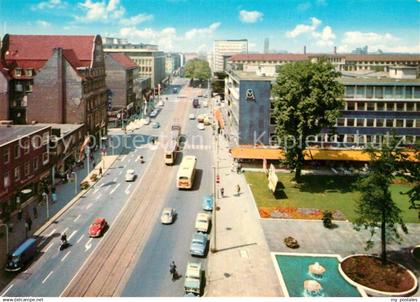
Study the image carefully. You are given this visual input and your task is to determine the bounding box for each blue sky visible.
[0,0,419,53]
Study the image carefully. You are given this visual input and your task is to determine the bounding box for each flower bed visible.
[258,207,346,220]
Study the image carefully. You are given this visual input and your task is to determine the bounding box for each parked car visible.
[195,212,211,233]
[144,117,151,125]
[197,114,205,123]
[202,195,214,211]
[184,262,202,296]
[149,109,159,118]
[125,169,136,182]
[190,232,209,257]
[152,122,160,129]
[202,101,208,108]
[5,238,37,272]
[197,123,205,130]
[88,218,108,238]
[193,98,199,108]
[189,113,195,120]
[161,207,176,224]
[173,87,178,93]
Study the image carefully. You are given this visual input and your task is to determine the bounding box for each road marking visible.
[118,170,123,175]
[62,227,69,234]
[110,183,120,195]
[113,177,117,182]
[68,230,78,241]
[93,188,99,194]
[43,243,54,253]
[85,238,93,252]
[125,183,132,195]
[61,251,71,262]
[121,155,127,162]
[100,183,105,187]
[86,203,92,210]
[1,284,14,296]
[73,214,81,222]
[42,271,54,284]
[37,238,46,247]
[76,234,85,244]
[135,155,140,162]
[47,228,57,237]
[95,193,102,200]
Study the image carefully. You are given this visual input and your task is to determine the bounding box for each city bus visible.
[170,124,181,142]
[176,155,197,189]
[164,140,178,165]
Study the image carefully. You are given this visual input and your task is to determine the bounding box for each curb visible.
[34,156,118,237]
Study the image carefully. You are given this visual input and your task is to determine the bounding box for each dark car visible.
[5,238,37,272]
[193,98,199,108]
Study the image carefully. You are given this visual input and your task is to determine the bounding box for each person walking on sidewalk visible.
[220,187,224,198]
[99,167,103,177]
[17,207,23,221]
[33,205,38,219]
[235,184,241,196]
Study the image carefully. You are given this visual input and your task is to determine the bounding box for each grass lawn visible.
[245,172,418,223]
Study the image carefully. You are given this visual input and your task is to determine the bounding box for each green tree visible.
[184,59,211,80]
[400,145,420,219]
[354,138,408,265]
[272,60,344,181]
[211,72,227,95]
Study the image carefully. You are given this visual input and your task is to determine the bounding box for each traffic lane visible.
[122,113,213,296]
[3,147,154,297]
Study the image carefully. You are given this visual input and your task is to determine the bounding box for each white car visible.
[195,212,211,233]
[189,113,195,120]
[161,207,176,224]
[144,117,151,125]
[125,169,136,182]
[197,123,205,130]
[202,101,208,108]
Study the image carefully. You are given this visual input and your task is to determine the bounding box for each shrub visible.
[80,181,90,190]
[284,236,300,249]
[90,173,98,182]
[322,210,333,228]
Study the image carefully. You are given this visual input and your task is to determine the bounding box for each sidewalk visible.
[0,154,117,291]
[205,134,283,297]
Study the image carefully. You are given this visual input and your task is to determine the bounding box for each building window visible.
[407,103,414,111]
[395,86,403,98]
[367,119,374,127]
[416,120,420,128]
[376,119,384,127]
[23,140,30,154]
[366,86,373,98]
[347,135,354,143]
[386,102,395,111]
[14,68,22,77]
[24,162,30,176]
[414,87,420,98]
[384,86,393,98]
[357,119,364,127]
[357,102,366,111]
[33,157,39,171]
[14,167,20,181]
[386,119,394,127]
[337,118,345,126]
[356,86,364,97]
[42,152,49,165]
[4,172,10,188]
[376,102,384,111]
[347,102,355,110]
[396,102,404,112]
[396,119,404,127]
[374,87,383,99]
[14,145,20,159]
[3,149,10,164]
[367,102,375,111]
[347,118,355,127]
[406,120,414,127]
[405,87,413,99]
[345,86,354,97]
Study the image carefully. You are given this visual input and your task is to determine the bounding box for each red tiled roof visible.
[109,53,138,69]
[4,35,96,68]
[229,53,308,62]
[62,49,82,69]
[344,54,420,62]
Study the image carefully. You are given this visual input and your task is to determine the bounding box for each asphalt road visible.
[0,78,190,297]
[122,85,213,297]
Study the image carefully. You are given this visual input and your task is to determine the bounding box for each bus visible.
[177,155,197,189]
[164,140,178,165]
[5,238,37,272]
[170,124,181,142]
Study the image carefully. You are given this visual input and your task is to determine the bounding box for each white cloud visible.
[120,14,154,26]
[239,10,263,23]
[185,22,220,40]
[32,0,67,10]
[286,17,321,38]
[36,20,52,27]
[338,31,420,53]
[119,27,178,50]
[75,0,125,22]
[313,25,335,46]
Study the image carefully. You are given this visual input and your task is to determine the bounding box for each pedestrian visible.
[24,222,29,237]
[92,160,96,168]
[8,222,13,233]
[33,205,38,219]
[42,191,48,202]
[17,207,23,221]
[237,163,242,174]
[220,187,224,198]
[51,191,57,203]
[236,184,241,196]
[99,167,103,177]
[26,217,32,231]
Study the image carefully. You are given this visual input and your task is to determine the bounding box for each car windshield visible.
[163,212,171,217]
[192,239,202,245]
[198,219,207,223]
[11,256,20,263]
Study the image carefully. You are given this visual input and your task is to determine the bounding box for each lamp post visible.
[211,165,217,253]
[0,223,9,255]
[71,172,77,195]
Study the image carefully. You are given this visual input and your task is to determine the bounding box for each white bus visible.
[177,156,197,189]
[164,140,178,165]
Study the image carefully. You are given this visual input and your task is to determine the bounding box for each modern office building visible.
[224,58,420,150]
[0,34,108,140]
[264,38,269,54]
[213,39,248,72]
[102,37,158,51]
[165,53,181,75]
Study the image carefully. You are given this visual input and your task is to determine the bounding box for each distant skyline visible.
[0,0,419,54]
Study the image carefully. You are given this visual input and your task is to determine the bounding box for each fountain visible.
[309,262,326,278]
[304,280,323,296]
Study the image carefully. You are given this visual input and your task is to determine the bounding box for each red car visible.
[88,218,108,238]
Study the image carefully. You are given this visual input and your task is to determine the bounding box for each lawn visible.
[245,172,419,223]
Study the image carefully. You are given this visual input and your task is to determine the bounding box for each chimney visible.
[334,46,337,55]
[304,46,307,55]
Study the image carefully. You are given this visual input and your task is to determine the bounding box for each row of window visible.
[337,118,420,128]
[2,153,49,189]
[309,135,420,145]
[14,68,33,77]
[133,59,153,66]
[3,135,48,163]
[345,101,419,111]
[345,86,420,99]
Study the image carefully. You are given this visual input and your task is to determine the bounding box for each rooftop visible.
[35,123,84,137]
[230,70,276,81]
[108,53,138,70]
[0,125,50,146]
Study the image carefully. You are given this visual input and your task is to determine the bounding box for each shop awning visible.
[214,109,225,129]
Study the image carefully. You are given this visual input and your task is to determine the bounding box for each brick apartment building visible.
[0,34,108,141]
[0,125,51,218]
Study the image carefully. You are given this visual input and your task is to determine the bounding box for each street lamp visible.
[71,172,78,195]
[0,223,9,255]
[211,165,217,253]
[42,192,50,219]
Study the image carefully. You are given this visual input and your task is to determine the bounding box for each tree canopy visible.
[272,60,344,181]
[184,59,211,80]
